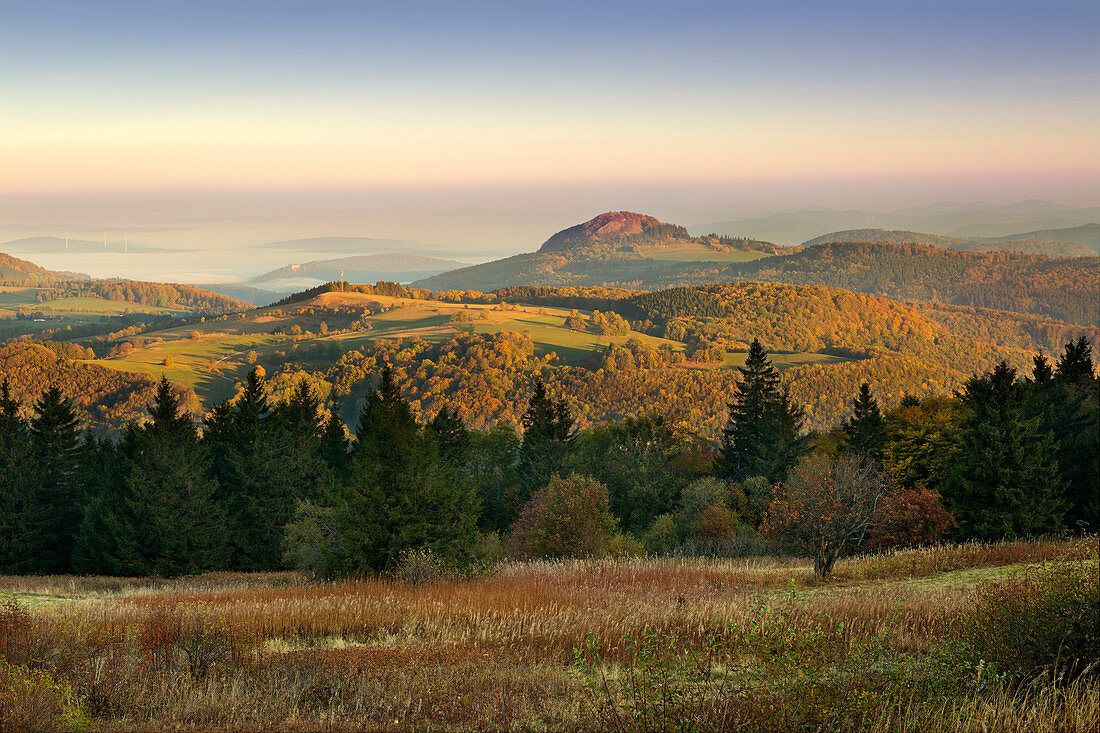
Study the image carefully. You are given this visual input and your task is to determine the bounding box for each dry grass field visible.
[1,538,1096,732]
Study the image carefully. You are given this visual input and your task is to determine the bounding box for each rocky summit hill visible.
[539,211,690,252]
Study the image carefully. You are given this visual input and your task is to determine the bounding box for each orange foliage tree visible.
[508,474,616,559]
[762,454,895,578]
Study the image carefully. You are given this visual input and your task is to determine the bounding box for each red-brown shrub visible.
[867,487,956,551]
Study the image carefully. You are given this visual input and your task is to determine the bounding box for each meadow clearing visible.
[1,537,1096,732]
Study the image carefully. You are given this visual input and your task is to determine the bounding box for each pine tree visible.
[843,382,886,458]
[0,380,35,573]
[715,339,809,484]
[515,378,574,521]
[105,378,226,576]
[428,406,469,466]
[336,365,478,573]
[1026,340,1099,530]
[27,386,82,573]
[943,362,1064,539]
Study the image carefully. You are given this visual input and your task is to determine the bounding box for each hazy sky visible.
[3,0,1098,196]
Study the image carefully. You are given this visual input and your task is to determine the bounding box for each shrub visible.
[392,547,455,584]
[282,500,345,580]
[607,533,646,559]
[509,474,617,559]
[946,551,1100,682]
[0,661,88,733]
[866,486,955,551]
[677,477,732,524]
[643,513,679,555]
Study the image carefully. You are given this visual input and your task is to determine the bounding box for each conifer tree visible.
[271,379,330,503]
[943,362,1064,539]
[1026,339,1098,530]
[715,339,809,484]
[843,382,886,458]
[516,378,574,513]
[428,406,469,466]
[27,386,82,573]
[103,378,226,576]
[320,411,350,480]
[335,365,478,573]
[0,380,34,573]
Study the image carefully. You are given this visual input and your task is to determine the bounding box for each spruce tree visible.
[320,411,350,480]
[0,380,34,573]
[428,406,469,466]
[337,365,478,573]
[217,369,295,571]
[716,339,809,484]
[1026,339,1099,530]
[515,378,574,516]
[106,378,226,576]
[27,386,82,573]
[843,382,886,458]
[943,362,1064,539]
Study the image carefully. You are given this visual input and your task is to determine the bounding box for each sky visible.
[0,0,1098,275]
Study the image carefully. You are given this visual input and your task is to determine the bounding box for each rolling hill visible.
[800,228,1094,258]
[249,253,468,291]
[415,215,1100,325]
[0,252,73,284]
[978,223,1100,255]
[415,211,784,292]
[53,276,1094,437]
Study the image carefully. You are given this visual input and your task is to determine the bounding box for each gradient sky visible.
[2,0,1097,196]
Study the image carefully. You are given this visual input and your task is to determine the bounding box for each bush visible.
[866,486,955,551]
[282,500,345,580]
[0,661,88,733]
[947,550,1099,682]
[607,533,646,559]
[643,513,679,555]
[509,474,617,559]
[392,547,456,585]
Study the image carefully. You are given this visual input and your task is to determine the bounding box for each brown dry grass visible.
[1,537,1095,731]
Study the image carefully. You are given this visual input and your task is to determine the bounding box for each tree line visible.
[0,337,1095,578]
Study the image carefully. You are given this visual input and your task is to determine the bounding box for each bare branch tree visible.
[762,453,894,578]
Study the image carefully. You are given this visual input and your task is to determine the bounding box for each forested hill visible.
[0,342,197,433]
[694,242,1100,326]
[0,252,71,284]
[33,279,250,314]
[801,228,1094,258]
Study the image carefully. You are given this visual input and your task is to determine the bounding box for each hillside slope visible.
[416,211,783,291]
[0,252,72,284]
[250,253,468,290]
[979,223,1099,255]
[801,228,1093,257]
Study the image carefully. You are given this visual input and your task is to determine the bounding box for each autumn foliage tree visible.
[762,453,895,578]
[509,474,616,559]
[865,486,955,551]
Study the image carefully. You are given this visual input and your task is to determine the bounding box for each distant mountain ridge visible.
[801,228,1094,257]
[250,253,468,289]
[979,223,1099,254]
[694,200,1100,246]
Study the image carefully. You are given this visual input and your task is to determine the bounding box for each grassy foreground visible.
[1,538,1096,732]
